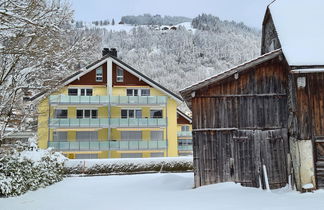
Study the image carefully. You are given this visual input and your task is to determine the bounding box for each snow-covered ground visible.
[1,173,324,210]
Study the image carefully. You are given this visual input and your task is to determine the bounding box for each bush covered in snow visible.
[64,157,193,175]
[0,138,66,197]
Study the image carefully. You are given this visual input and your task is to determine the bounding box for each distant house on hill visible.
[181,0,324,191]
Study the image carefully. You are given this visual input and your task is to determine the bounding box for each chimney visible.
[102,48,117,57]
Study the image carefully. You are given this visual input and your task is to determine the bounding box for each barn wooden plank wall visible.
[289,72,324,188]
[192,58,290,189]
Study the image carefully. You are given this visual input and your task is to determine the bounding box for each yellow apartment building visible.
[33,48,192,159]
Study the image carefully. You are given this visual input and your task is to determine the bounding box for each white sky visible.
[69,0,274,28]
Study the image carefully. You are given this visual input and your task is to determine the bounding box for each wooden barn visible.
[180,0,324,191]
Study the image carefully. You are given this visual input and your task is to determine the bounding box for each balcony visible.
[177,131,192,137]
[178,145,193,151]
[49,118,167,128]
[48,140,167,151]
[49,95,167,106]
[178,139,192,151]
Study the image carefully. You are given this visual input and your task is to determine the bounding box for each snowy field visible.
[1,173,324,210]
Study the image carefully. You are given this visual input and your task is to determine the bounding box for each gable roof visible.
[268,0,324,66]
[30,54,183,104]
[180,49,283,106]
[177,109,192,124]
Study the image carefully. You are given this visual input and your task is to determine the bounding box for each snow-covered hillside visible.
[1,173,324,210]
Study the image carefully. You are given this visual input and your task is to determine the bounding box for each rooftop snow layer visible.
[269,0,324,66]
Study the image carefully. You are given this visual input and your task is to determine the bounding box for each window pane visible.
[92,110,98,118]
[121,131,142,140]
[134,89,138,96]
[86,89,93,96]
[53,132,67,142]
[129,110,134,118]
[77,110,83,119]
[121,110,128,118]
[117,68,123,82]
[151,131,163,140]
[127,89,133,96]
[136,110,142,118]
[84,110,91,118]
[80,89,85,96]
[141,89,150,96]
[55,109,68,118]
[150,110,163,118]
[68,89,78,96]
[96,67,103,82]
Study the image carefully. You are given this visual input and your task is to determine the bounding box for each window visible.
[150,109,163,118]
[141,89,150,96]
[127,89,138,96]
[121,131,142,141]
[77,109,98,119]
[68,88,78,96]
[96,67,103,82]
[80,88,93,96]
[121,109,142,118]
[181,125,190,132]
[121,153,142,158]
[68,88,93,96]
[151,152,164,157]
[75,154,98,159]
[53,131,68,142]
[126,89,150,96]
[76,131,98,142]
[116,67,124,82]
[54,109,68,118]
[150,131,163,141]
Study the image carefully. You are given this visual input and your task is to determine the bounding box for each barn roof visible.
[268,0,324,66]
[180,49,283,107]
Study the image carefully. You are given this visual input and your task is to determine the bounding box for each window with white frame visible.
[121,109,142,118]
[140,89,150,96]
[150,109,163,118]
[76,109,98,119]
[96,67,103,82]
[54,109,68,118]
[68,88,93,96]
[181,125,190,132]
[116,67,124,82]
[126,88,150,96]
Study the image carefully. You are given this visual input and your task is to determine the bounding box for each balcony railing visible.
[177,131,192,137]
[49,95,167,105]
[178,139,192,151]
[178,145,193,151]
[49,118,167,128]
[48,140,167,151]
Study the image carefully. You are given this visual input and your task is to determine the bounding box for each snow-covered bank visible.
[65,157,193,174]
[1,173,324,210]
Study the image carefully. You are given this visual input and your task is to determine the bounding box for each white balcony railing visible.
[48,140,167,151]
[49,95,167,105]
[48,118,167,128]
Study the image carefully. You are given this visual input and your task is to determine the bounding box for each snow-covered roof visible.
[269,0,324,66]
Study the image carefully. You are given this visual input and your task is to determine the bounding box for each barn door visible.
[260,129,288,189]
[314,138,324,188]
[233,132,258,187]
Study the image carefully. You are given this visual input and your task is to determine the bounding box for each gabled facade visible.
[181,0,324,191]
[36,49,190,159]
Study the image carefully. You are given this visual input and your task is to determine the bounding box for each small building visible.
[180,0,324,191]
[30,48,192,159]
[177,109,192,156]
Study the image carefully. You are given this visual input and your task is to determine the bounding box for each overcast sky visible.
[70,0,274,29]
